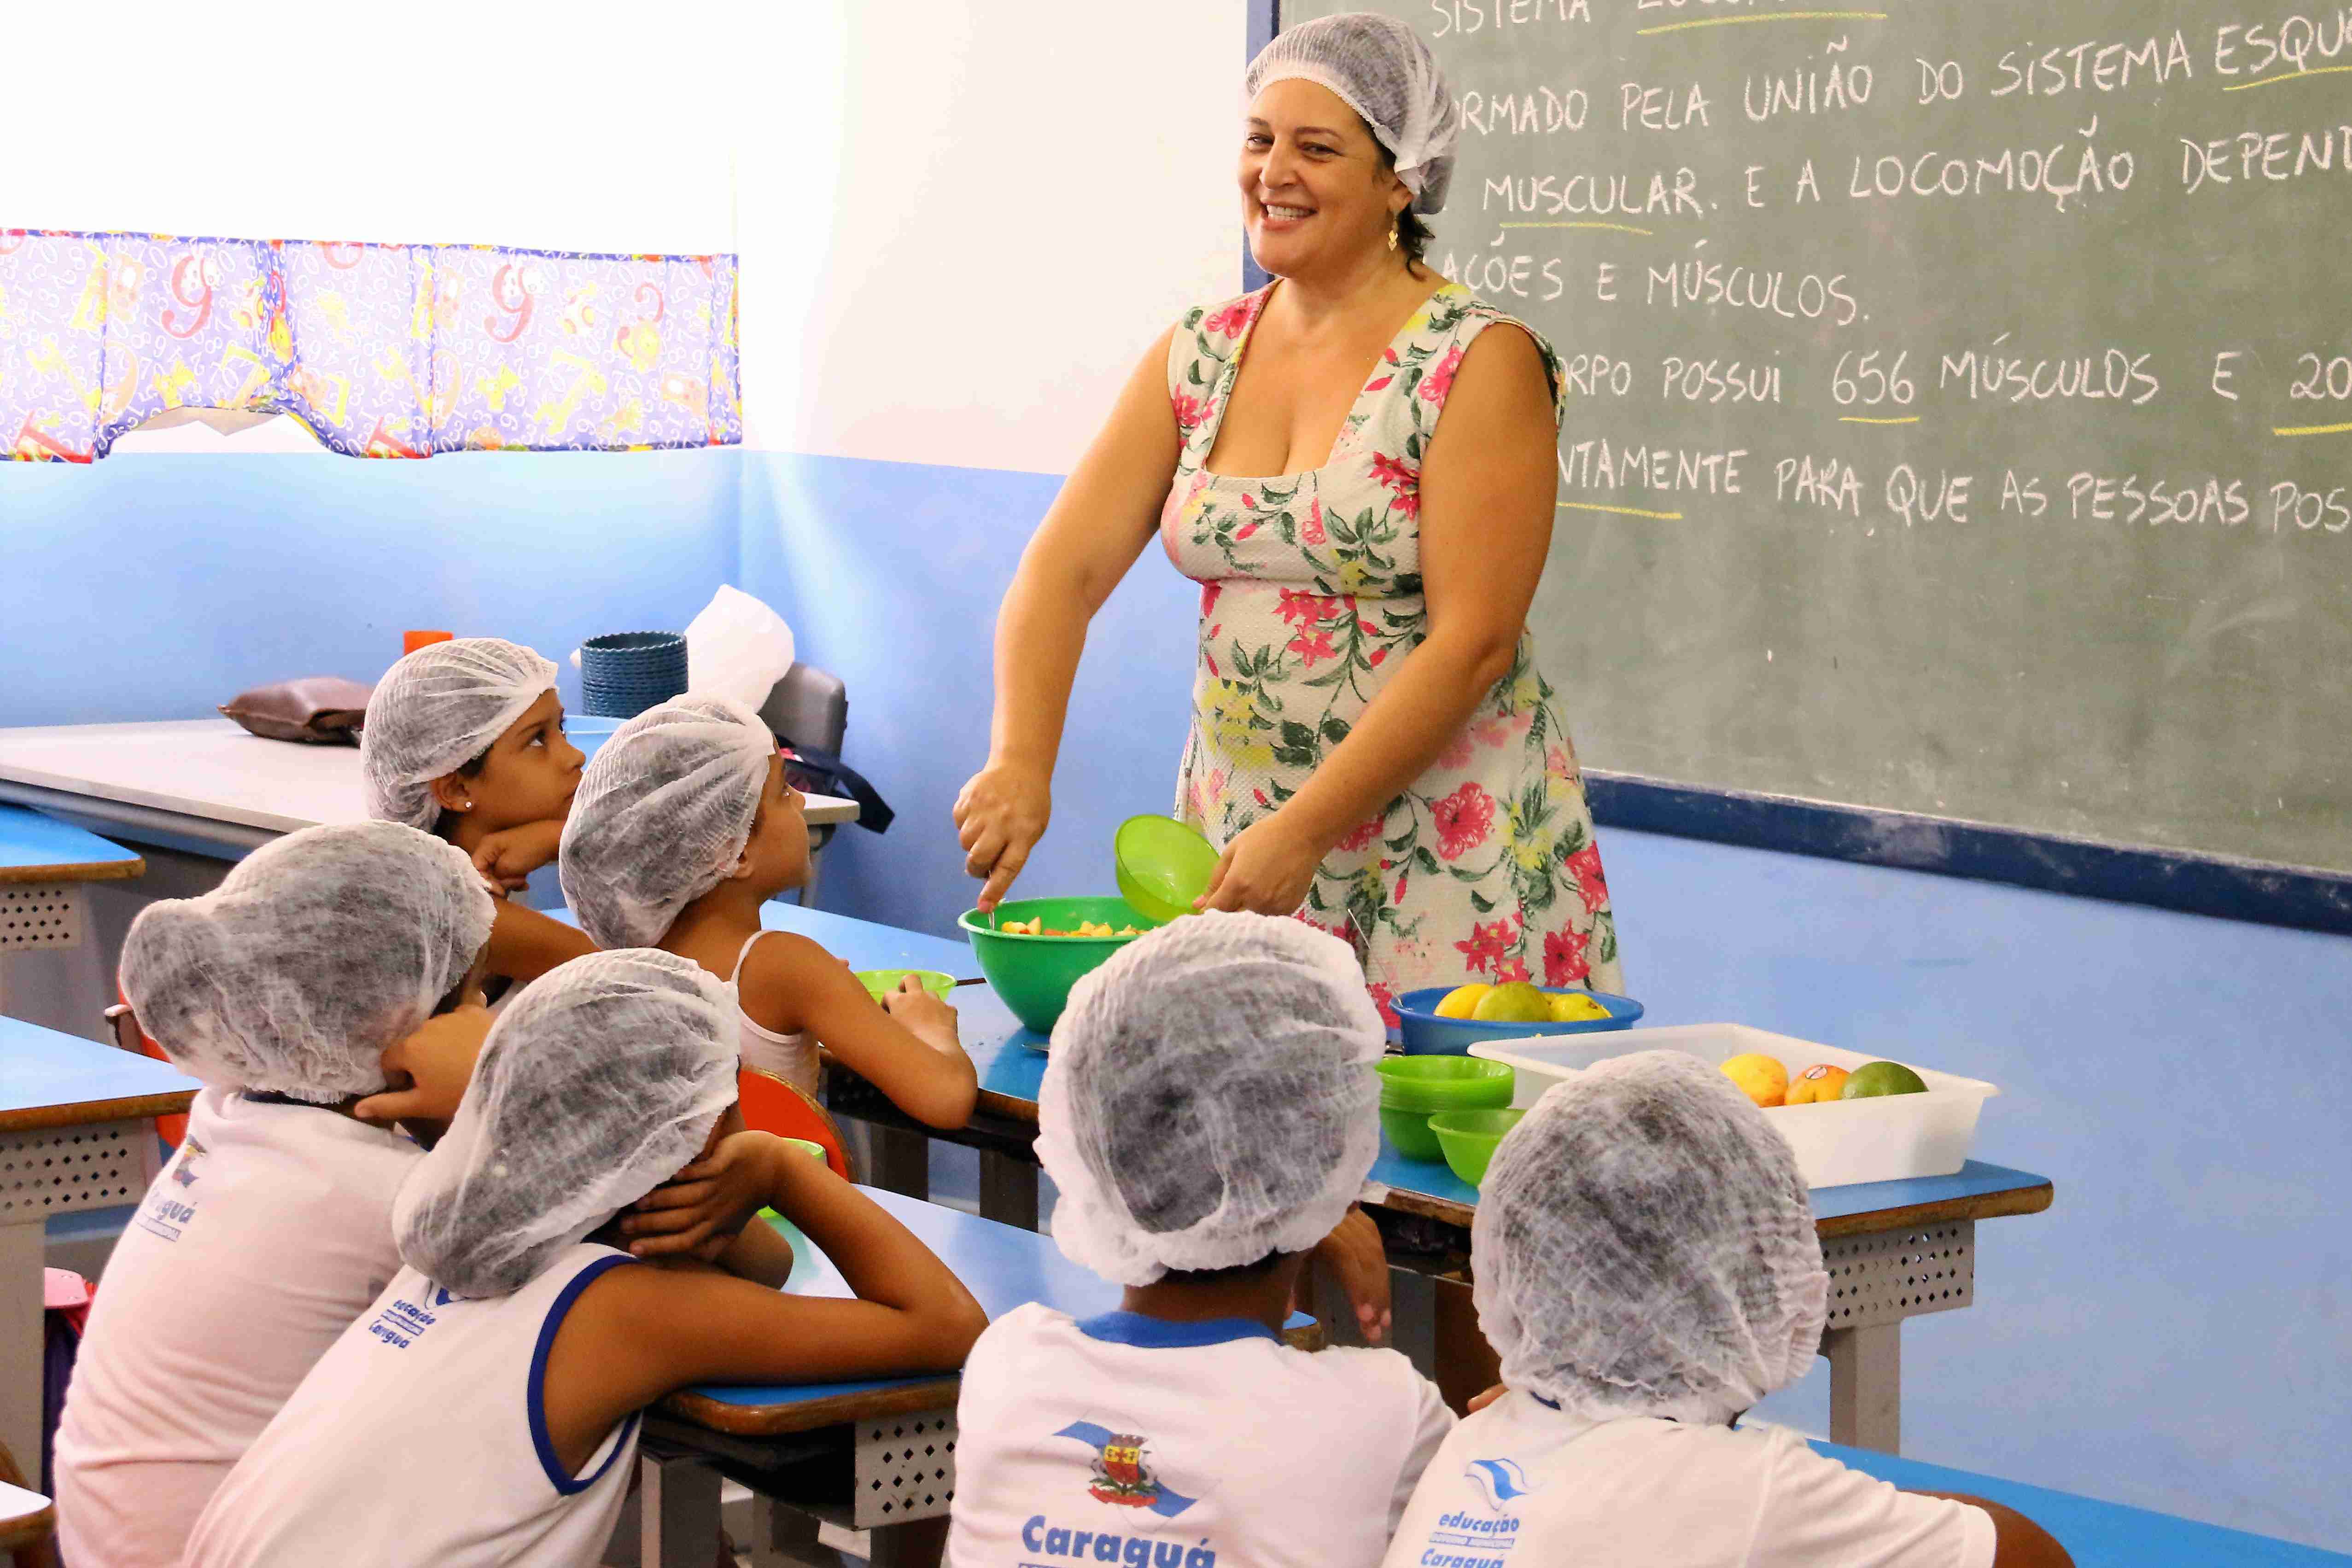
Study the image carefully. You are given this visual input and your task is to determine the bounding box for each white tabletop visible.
[0,719,858,837]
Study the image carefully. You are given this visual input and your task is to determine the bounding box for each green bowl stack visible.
[1376,1056,1515,1162]
[1428,1108,1526,1188]
[958,896,1161,1035]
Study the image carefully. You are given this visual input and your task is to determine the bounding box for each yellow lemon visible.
[1473,981,1553,1024]
[1434,984,1491,1020]
[1720,1052,1790,1108]
[1547,991,1611,1023]
[1785,1063,1850,1105]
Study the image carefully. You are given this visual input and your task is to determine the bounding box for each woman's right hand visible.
[954,761,1052,911]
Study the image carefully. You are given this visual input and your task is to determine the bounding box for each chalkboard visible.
[1280,0,2352,873]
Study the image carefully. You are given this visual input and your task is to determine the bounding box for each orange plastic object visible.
[736,1067,851,1179]
[403,629,455,654]
[114,984,188,1149]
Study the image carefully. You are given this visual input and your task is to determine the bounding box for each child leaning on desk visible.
[182,947,988,1568]
[946,913,1454,1568]
[559,694,979,1127]
[1381,1051,2074,1568]
[360,635,598,987]
[52,822,496,1568]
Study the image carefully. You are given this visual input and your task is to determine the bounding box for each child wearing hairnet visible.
[360,635,598,989]
[945,912,1453,1568]
[53,822,500,1568]
[1380,1052,2072,1568]
[184,949,988,1568]
[560,695,978,1126]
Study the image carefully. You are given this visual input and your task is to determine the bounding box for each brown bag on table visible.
[218,676,376,745]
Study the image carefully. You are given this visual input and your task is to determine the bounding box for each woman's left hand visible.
[1198,813,1326,916]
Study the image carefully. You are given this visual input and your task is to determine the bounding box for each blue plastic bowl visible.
[1392,985,1643,1056]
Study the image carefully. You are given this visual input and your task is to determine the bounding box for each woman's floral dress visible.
[1162,280,1623,1020]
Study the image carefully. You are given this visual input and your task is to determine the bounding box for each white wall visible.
[735,0,1248,474]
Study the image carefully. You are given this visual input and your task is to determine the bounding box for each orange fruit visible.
[1785,1063,1851,1105]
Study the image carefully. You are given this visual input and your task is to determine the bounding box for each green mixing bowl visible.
[1376,1057,1515,1162]
[958,897,1159,1034]
[1114,815,1220,925]
[1428,1108,1526,1188]
[856,968,956,1003]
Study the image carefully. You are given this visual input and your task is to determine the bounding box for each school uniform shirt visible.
[947,1303,1453,1568]
[1378,1390,1997,1568]
[181,1243,641,1568]
[52,1089,421,1568]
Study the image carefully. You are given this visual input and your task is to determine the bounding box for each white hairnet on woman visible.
[1243,12,1463,212]
[1473,1051,1830,1425]
[393,948,738,1299]
[1037,911,1386,1285]
[119,822,494,1105]
[557,695,774,950]
[360,637,560,829]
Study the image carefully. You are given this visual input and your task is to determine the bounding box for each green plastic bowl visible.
[1381,1105,1450,1162]
[958,897,1159,1034]
[855,968,956,1003]
[1428,1108,1526,1188]
[1114,815,1220,925]
[1375,1055,1516,1112]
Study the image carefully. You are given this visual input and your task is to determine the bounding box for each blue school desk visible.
[1822,1442,2352,1567]
[830,972,2055,1458]
[0,1016,197,1475]
[636,1188,1317,1568]
[0,804,143,1023]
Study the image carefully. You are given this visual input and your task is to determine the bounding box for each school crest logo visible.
[170,1136,208,1188]
[1465,1457,1538,1511]
[1054,1422,1198,1517]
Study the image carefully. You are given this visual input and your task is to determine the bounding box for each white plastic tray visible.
[1467,1023,1999,1189]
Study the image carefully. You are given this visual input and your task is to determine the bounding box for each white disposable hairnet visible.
[557,695,774,950]
[119,822,494,1105]
[1037,911,1385,1285]
[360,637,560,829]
[1473,1051,1829,1425]
[1243,13,1461,213]
[393,948,738,1298]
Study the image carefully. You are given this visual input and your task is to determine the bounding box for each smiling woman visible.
[954,13,1623,1014]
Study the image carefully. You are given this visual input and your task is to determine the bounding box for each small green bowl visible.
[958,897,1159,1035]
[1428,1108,1526,1188]
[1114,815,1220,925]
[1381,1104,1450,1162]
[855,968,956,1003]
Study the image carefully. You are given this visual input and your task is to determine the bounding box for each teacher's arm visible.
[1202,324,1558,916]
[956,327,1185,910]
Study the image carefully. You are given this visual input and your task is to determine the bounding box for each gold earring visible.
[1388,218,1400,253]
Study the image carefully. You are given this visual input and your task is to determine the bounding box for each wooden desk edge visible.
[1813,1177,2056,1240]
[0,1091,197,1135]
[1373,1178,2057,1237]
[664,1376,962,1437]
[975,1088,1044,1121]
[0,856,144,886]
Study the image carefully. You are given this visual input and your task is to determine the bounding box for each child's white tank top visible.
[182,1243,641,1568]
[729,929,820,1093]
[53,1088,420,1568]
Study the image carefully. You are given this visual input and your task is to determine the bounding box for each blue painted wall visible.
[745,451,2352,1553]
[0,449,739,728]
[738,451,1199,933]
